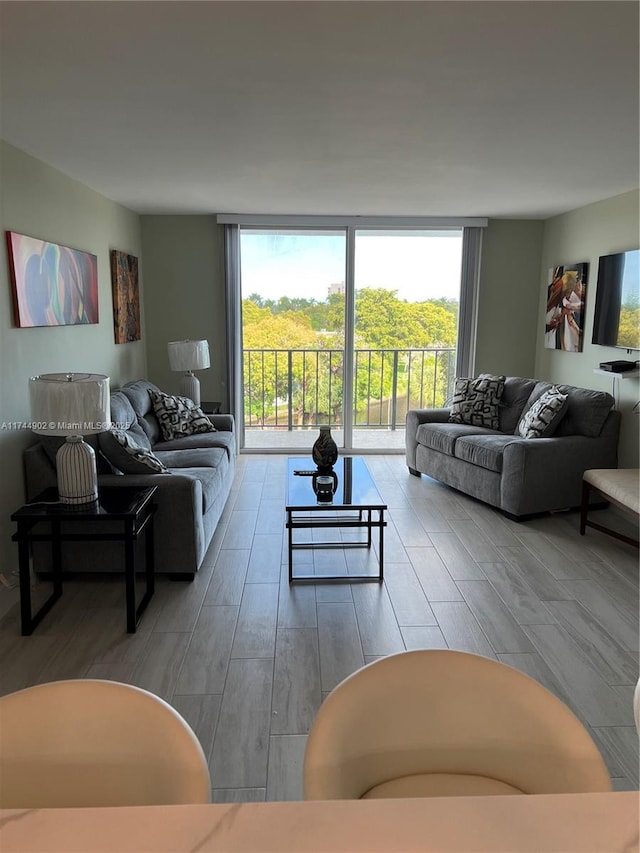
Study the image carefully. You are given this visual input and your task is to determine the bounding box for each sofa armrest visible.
[98,471,205,573]
[207,413,234,433]
[501,433,619,516]
[405,408,452,470]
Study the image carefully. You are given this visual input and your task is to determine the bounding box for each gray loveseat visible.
[24,379,236,578]
[405,376,620,519]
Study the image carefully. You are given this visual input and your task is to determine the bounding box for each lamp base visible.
[180,371,201,406]
[56,436,99,504]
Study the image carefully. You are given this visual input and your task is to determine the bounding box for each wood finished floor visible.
[1,454,638,800]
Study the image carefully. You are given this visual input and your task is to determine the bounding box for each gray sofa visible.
[405,376,620,519]
[23,379,236,578]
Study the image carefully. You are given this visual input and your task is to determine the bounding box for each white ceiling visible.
[1,1,638,219]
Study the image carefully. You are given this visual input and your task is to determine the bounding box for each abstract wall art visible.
[110,249,141,344]
[544,262,588,352]
[6,231,99,328]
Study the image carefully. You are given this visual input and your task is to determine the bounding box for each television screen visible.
[592,249,640,350]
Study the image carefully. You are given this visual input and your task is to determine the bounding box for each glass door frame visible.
[343,226,356,451]
[221,214,487,453]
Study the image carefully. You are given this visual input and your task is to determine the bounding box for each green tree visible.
[353,289,457,350]
[242,289,459,426]
[242,299,271,326]
[351,289,457,414]
[242,306,344,426]
[617,306,640,348]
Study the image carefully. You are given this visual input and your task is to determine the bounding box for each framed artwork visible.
[544,262,588,352]
[110,249,141,344]
[6,231,98,327]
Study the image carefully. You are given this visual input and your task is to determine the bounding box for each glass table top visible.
[12,486,157,520]
[286,457,386,510]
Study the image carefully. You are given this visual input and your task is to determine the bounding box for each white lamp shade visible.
[168,340,210,372]
[29,373,110,436]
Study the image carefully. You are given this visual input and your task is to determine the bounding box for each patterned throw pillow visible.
[449,375,506,430]
[149,389,216,441]
[99,429,169,474]
[517,386,569,439]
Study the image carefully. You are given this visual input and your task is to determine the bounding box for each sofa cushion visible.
[99,429,169,474]
[154,430,236,460]
[167,464,227,513]
[522,382,614,438]
[121,380,163,444]
[449,375,505,430]
[149,390,217,441]
[517,386,568,439]
[483,376,536,434]
[454,434,517,473]
[416,422,498,456]
[554,384,615,438]
[155,447,227,470]
[109,391,151,449]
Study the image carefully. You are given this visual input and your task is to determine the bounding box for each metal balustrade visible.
[243,347,456,431]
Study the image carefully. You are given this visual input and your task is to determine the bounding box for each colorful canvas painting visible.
[110,249,141,344]
[6,232,99,328]
[544,262,588,352]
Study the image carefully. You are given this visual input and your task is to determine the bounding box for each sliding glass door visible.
[233,221,471,452]
[240,229,347,450]
[352,229,462,449]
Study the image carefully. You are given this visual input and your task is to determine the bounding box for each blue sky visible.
[240,230,463,303]
[621,249,639,305]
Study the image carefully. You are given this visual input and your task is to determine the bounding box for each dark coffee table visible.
[286,456,386,584]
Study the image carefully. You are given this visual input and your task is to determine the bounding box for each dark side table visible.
[11,485,157,636]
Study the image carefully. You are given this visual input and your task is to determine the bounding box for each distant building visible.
[328,282,345,296]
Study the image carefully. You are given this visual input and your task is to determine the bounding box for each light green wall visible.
[140,216,226,405]
[476,220,544,377]
[142,217,546,404]
[0,141,145,577]
[535,189,639,467]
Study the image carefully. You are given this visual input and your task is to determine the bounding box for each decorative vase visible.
[312,426,338,472]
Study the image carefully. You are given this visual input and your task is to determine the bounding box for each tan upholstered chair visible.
[0,679,211,807]
[303,650,612,799]
[580,468,639,548]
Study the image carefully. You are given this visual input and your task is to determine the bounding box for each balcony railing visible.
[243,347,456,430]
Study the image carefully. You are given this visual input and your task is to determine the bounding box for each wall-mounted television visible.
[591,249,640,350]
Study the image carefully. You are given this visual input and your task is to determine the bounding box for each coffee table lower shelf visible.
[286,509,386,584]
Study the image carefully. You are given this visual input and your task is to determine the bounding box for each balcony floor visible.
[243,427,406,453]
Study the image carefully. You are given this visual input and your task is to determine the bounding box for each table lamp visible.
[29,373,110,504]
[167,339,210,406]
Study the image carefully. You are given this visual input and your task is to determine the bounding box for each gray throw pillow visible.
[517,386,568,439]
[99,429,169,474]
[449,375,506,430]
[148,389,216,441]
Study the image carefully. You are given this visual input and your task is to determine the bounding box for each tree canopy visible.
[242,289,458,425]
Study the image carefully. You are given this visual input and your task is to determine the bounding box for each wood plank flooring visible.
[1,454,638,800]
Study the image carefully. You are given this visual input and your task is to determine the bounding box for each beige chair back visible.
[304,650,612,799]
[0,679,211,807]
